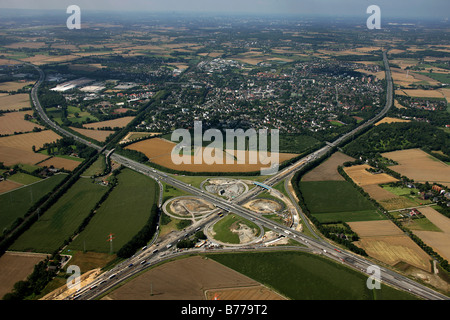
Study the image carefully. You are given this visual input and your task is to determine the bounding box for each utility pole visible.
[107,233,115,255]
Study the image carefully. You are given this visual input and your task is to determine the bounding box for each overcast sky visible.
[0,0,448,19]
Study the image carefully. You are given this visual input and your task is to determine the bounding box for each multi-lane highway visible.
[27,53,449,300]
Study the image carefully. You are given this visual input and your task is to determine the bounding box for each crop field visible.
[69,127,115,142]
[6,172,42,185]
[413,207,450,261]
[83,116,135,129]
[301,152,354,181]
[375,117,411,126]
[0,179,23,194]
[395,89,445,99]
[0,252,48,299]
[0,173,67,233]
[343,165,399,186]
[349,219,432,272]
[0,111,44,135]
[9,177,108,253]
[103,255,286,300]
[0,81,35,92]
[126,137,299,173]
[299,180,384,223]
[382,149,450,187]
[37,156,83,171]
[0,146,49,166]
[206,251,418,300]
[0,130,61,152]
[0,93,31,111]
[66,169,158,254]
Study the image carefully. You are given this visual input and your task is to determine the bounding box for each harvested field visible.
[5,41,47,49]
[0,130,61,152]
[126,137,299,173]
[349,220,431,272]
[0,145,49,166]
[396,89,445,99]
[0,252,48,299]
[302,152,354,181]
[83,116,134,129]
[382,149,450,187]
[70,127,115,142]
[0,111,44,135]
[343,165,398,186]
[0,93,31,111]
[103,256,284,300]
[375,117,411,126]
[0,81,34,92]
[38,157,82,171]
[348,220,404,237]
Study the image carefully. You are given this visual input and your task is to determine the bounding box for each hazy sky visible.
[0,0,449,19]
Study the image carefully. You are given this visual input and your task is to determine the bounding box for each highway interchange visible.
[28,52,449,301]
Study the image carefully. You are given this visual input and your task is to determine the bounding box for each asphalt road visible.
[27,55,449,300]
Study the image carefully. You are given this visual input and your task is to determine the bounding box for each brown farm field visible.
[69,127,115,142]
[0,81,35,92]
[349,220,432,272]
[0,93,31,111]
[38,156,82,171]
[125,137,299,173]
[413,207,450,261]
[0,179,23,194]
[0,145,49,166]
[381,149,450,187]
[0,111,44,135]
[83,116,135,129]
[0,252,48,299]
[301,151,354,181]
[103,256,286,300]
[375,117,411,126]
[343,164,399,186]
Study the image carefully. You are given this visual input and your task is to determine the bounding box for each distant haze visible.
[0,0,448,20]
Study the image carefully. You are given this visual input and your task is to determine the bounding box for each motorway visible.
[28,54,449,300]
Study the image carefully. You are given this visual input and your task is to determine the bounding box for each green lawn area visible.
[299,180,384,223]
[381,185,431,206]
[0,174,67,233]
[7,172,42,185]
[207,251,419,300]
[82,154,106,177]
[211,214,261,244]
[65,169,158,254]
[66,105,98,123]
[402,216,442,232]
[9,177,108,253]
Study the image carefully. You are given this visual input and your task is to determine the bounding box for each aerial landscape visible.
[0,0,449,311]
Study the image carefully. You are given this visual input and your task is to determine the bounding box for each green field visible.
[9,177,108,253]
[66,169,158,254]
[0,174,67,233]
[211,214,261,244]
[299,181,384,223]
[207,251,419,300]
